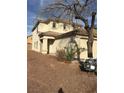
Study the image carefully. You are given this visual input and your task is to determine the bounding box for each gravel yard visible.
[27,50,97,93]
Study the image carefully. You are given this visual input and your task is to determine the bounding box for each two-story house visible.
[32,19,97,59]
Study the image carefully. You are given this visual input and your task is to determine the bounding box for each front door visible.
[48,39,55,54]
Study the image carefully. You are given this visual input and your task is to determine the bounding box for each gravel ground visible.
[27,50,97,93]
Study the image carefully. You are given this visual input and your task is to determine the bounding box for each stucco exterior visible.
[38,22,74,33]
[32,28,41,52]
[47,36,97,59]
[32,19,97,59]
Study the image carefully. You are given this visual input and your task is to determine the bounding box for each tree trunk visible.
[87,28,94,58]
[75,12,96,59]
[77,48,80,61]
[87,12,96,58]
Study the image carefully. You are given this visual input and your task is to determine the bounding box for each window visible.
[53,22,56,28]
[63,24,66,29]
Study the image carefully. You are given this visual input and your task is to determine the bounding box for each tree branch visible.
[91,12,96,29]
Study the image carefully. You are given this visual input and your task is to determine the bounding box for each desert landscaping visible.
[27,50,97,93]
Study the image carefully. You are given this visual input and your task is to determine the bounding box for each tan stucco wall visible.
[79,37,97,59]
[48,36,97,59]
[32,20,97,59]
[32,21,74,53]
[93,40,97,58]
[49,37,72,54]
[32,28,41,52]
[38,22,73,33]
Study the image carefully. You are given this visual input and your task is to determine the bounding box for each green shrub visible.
[56,43,86,62]
[65,46,74,61]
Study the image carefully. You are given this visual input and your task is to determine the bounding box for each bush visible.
[56,49,66,61]
[65,46,74,61]
[56,43,86,62]
[56,47,74,62]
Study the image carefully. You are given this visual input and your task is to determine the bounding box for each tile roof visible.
[38,31,61,37]
[38,29,97,39]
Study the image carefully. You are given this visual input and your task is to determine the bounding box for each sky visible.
[27,0,97,36]
[27,0,54,36]
[27,0,43,36]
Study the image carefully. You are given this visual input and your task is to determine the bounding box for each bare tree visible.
[40,0,97,58]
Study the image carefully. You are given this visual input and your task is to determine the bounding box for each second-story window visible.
[53,22,56,28]
[63,24,66,29]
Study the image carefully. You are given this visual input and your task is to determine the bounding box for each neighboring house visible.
[32,19,97,59]
[27,35,32,50]
[27,35,32,44]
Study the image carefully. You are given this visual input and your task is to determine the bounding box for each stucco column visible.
[42,38,48,54]
[75,37,80,47]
